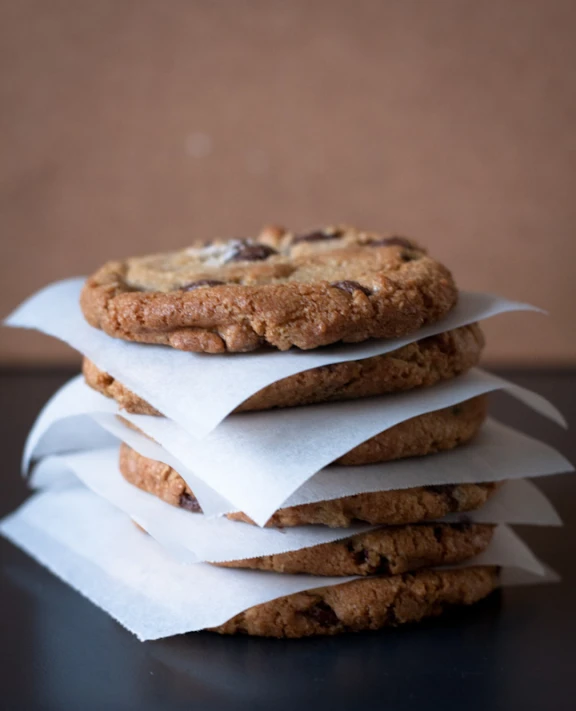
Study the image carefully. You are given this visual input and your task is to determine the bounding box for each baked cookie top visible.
[80,225,458,353]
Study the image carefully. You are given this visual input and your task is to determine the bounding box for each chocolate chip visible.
[400,250,419,262]
[305,601,339,627]
[425,484,458,508]
[346,541,389,571]
[292,230,342,244]
[375,555,392,575]
[179,493,202,513]
[331,280,371,296]
[226,241,278,262]
[451,405,463,416]
[368,236,413,249]
[433,525,445,543]
[181,279,225,291]
[352,548,370,566]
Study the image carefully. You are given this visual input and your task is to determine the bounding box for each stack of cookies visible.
[74,226,505,638]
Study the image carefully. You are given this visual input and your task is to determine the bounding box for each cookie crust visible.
[335,396,486,466]
[82,324,484,415]
[210,566,499,637]
[118,443,499,527]
[80,226,458,353]
[216,523,494,576]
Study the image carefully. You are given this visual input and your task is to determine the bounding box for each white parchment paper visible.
[23,377,234,514]
[0,488,557,641]
[22,375,569,525]
[93,412,571,521]
[279,419,573,509]
[118,369,565,524]
[32,449,376,562]
[22,377,118,468]
[28,448,561,563]
[6,278,543,437]
[441,479,562,527]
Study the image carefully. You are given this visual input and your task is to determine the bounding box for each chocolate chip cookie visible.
[335,396,487,466]
[80,226,457,353]
[83,324,484,415]
[216,522,494,576]
[210,566,499,637]
[119,443,499,527]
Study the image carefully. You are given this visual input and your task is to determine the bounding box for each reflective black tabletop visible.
[1,369,575,711]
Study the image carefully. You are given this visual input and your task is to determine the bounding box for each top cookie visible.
[80,225,458,353]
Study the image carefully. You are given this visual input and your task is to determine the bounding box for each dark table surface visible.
[1,368,575,711]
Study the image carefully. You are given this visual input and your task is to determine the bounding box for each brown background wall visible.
[1,0,575,365]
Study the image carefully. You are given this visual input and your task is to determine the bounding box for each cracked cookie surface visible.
[118,442,498,527]
[80,225,458,353]
[210,566,499,637]
[83,324,484,415]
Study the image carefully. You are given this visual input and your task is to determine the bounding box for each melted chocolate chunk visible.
[331,280,372,296]
[181,279,225,291]
[451,404,463,416]
[346,541,390,572]
[433,525,445,543]
[425,484,458,508]
[226,241,278,262]
[305,601,339,627]
[292,230,342,244]
[179,492,202,513]
[352,548,370,566]
[374,555,392,575]
[400,250,419,262]
[368,236,414,249]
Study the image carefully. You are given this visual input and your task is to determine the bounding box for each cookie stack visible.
[76,226,503,637]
